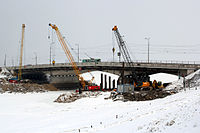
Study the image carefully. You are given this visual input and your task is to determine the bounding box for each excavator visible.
[112,26,161,91]
[49,23,100,93]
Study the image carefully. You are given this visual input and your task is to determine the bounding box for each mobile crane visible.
[112,26,151,91]
[49,23,85,93]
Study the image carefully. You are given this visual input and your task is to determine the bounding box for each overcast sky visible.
[1,0,200,67]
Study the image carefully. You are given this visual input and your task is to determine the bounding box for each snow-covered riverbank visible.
[0,88,199,133]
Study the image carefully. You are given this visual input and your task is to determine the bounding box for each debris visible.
[0,82,50,93]
[54,91,101,103]
[107,90,174,101]
[0,88,3,93]
[166,120,175,126]
[0,78,57,93]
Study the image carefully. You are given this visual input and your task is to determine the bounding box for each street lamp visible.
[145,37,150,63]
[34,52,37,65]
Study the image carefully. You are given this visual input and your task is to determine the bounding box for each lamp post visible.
[112,47,115,62]
[145,37,150,63]
[34,52,37,65]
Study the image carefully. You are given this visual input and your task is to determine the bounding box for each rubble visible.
[0,67,58,93]
[54,91,102,103]
[106,90,175,102]
[0,78,57,93]
[0,83,47,93]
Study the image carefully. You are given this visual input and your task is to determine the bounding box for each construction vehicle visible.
[18,24,25,81]
[155,80,164,89]
[49,23,85,93]
[86,71,101,91]
[49,23,100,92]
[7,24,25,83]
[112,26,153,91]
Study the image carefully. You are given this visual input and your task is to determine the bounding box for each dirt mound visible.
[42,84,58,91]
[0,78,58,93]
[107,90,176,102]
[54,91,101,103]
[0,83,47,93]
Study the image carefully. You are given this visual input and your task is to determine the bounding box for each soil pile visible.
[0,79,57,93]
[54,91,101,103]
[107,90,176,102]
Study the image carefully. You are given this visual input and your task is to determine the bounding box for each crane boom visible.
[112,26,133,66]
[112,25,150,90]
[49,23,86,89]
[18,24,25,80]
[88,71,95,84]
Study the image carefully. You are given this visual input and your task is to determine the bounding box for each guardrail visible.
[134,60,200,64]
[5,60,200,70]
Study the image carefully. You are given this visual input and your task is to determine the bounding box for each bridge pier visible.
[179,69,195,77]
[100,73,103,90]
[104,75,107,90]
[112,79,115,90]
[109,76,111,90]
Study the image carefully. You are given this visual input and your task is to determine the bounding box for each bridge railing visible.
[133,60,200,64]
[6,60,200,70]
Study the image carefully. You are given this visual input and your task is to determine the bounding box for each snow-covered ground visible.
[1,69,200,133]
[0,88,200,133]
[81,71,119,87]
[149,73,180,83]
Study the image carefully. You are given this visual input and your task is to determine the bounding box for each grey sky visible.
[1,0,200,67]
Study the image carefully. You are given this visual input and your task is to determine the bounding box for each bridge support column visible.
[109,76,111,90]
[187,69,195,75]
[100,73,103,90]
[104,75,107,90]
[179,69,194,77]
[113,79,115,90]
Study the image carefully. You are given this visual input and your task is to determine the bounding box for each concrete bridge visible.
[8,61,200,77]
[7,61,200,89]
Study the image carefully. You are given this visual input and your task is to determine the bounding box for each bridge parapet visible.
[7,61,200,70]
[5,61,200,77]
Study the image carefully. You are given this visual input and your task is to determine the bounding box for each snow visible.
[165,79,183,90]
[150,73,180,83]
[0,67,11,79]
[0,88,200,133]
[82,71,180,85]
[165,69,200,90]
[185,69,200,80]
[81,71,119,87]
[1,70,200,132]
[0,74,7,79]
